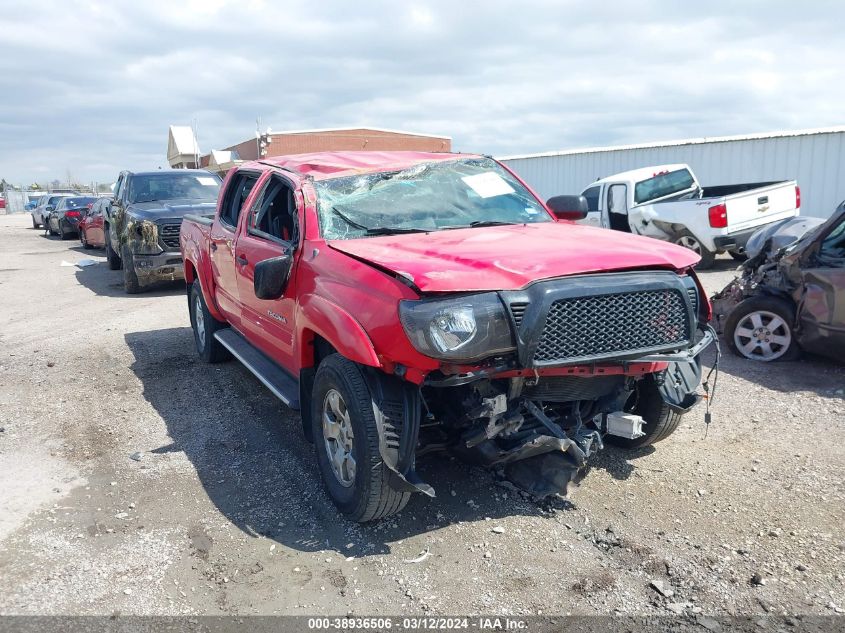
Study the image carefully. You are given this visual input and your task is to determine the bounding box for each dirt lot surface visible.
[0,213,843,618]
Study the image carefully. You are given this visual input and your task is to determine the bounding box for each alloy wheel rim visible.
[676,235,701,254]
[322,388,356,487]
[194,295,206,349]
[734,309,791,361]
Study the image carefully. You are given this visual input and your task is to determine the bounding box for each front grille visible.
[532,289,690,365]
[160,222,181,250]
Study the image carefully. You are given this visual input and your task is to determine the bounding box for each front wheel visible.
[32,216,39,229]
[311,354,410,522]
[105,227,121,270]
[673,230,715,269]
[121,246,141,294]
[724,295,800,361]
[189,281,230,363]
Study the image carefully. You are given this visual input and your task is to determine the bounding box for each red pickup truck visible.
[181,151,715,522]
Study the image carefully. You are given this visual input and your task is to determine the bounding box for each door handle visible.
[236,254,248,266]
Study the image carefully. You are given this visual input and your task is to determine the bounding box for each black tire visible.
[606,375,682,449]
[724,295,800,362]
[673,230,716,269]
[189,281,231,363]
[59,223,71,240]
[311,354,410,522]
[728,250,748,262]
[32,216,38,229]
[121,245,141,294]
[105,227,121,270]
[48,219,57,236]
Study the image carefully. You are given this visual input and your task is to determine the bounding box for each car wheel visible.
[724,295,800,362]
[105,229,121,270]
[121,245,141,294]
[673,230,715,269]
[80,230,92,249]
[605,374,682,449]
[32,216,38,229]
[48,220,57,236]
[729,250,748,262]
[311,354,411,522]
[59,223,71,240]
[189,281,230,363]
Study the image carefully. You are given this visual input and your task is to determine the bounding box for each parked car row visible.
[34,171,222,293]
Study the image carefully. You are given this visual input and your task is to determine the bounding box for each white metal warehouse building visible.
[500,126,845,219]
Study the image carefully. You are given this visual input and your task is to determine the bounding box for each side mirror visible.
[254,254,293,300]
[547,195,589,221]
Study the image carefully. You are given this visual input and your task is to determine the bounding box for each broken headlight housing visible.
[399,293,515,362]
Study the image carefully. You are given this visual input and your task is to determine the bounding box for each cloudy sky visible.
[1,0,843,185]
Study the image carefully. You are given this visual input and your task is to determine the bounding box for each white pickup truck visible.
[577,164,800,268]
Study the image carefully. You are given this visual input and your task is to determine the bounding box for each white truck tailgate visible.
[726,182,798,233]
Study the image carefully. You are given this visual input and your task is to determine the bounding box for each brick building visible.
[168,125,452,175]
[224,127,451,163]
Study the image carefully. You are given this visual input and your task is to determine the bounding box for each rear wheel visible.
[311,354,410,522]
[724,295,800,361]
[606,375,682,449]
[729,250,748,262]
[189,281,230,363]
[121,245,141,294]
[673,230,715,269]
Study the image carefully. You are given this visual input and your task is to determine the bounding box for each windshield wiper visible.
[363,226,430,235]
[469,220,518,227]
[330,206,430,236]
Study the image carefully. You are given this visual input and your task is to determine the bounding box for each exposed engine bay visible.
[413,355,709,497]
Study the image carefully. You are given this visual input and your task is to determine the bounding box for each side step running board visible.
[214,329,300,410]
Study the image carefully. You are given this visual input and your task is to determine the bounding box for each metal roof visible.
[498,126,845,161]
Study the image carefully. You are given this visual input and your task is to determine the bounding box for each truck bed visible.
[699,181,783,198]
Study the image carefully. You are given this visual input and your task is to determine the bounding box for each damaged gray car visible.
[712,201,845,362]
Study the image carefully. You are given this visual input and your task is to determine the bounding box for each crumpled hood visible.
[127,198,217,222]
[328,222,699,292]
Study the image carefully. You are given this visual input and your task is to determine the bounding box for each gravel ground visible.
[0,213,843,617]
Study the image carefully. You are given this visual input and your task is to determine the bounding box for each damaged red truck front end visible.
[181,151,715,521]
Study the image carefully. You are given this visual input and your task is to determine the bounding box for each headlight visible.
[399,293,515,362]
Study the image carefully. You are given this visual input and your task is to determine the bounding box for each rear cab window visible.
[634,168,696,204]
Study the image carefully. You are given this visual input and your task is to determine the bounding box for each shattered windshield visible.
[314,157,551,240]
